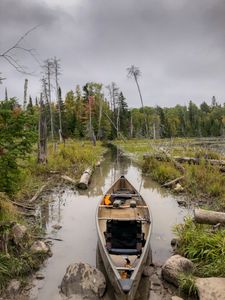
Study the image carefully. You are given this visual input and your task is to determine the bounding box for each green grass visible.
[178,273,198,297]
[174,218,225,277]
[142,156,180,184]
[14,140,106,202]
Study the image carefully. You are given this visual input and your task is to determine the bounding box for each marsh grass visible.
[174,218,225,277]
[115,138,225,209]
[178,273,198,297]
[142,157,180,184]
[14,140,105,202]
[0,193,18,222]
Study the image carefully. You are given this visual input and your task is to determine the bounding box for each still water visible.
[35,150,190,300]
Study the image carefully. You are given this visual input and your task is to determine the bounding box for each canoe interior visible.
[97,176,151,290]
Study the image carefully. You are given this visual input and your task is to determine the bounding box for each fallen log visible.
[61,175,77,185]
[194,208,225,225]
[29,183,48,203]
[145,153,225,171]
[11,201,35,210]
[162,176,185,188]
[77,167,93,189]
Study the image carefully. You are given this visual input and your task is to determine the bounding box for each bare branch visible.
[0,25,40,75]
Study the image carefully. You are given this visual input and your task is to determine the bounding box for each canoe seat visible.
[104,220,145,255]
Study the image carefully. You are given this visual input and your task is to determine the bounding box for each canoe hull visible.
[96,176,152,300]
[97,239,151,300]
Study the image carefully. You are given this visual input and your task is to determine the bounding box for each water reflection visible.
[36,149,190,300]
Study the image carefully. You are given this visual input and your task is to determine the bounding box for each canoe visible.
[96,175,152,300]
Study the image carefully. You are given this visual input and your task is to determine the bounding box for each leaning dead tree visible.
[127,65,149,137]
[37,94,47,164]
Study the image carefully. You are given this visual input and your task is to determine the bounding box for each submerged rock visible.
[195,277,225,300]
[61,262,106,299]
[162,255,193,287]
[52,224,62,230]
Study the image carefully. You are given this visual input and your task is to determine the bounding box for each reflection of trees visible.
[82,149,131,197]
[142,174,169,196]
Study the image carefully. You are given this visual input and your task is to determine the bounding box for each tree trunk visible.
[47,61,54,140]
[23,78,28,110]
[194,208,225,225]
[38,94,47,164]
[97,96,103,139]
[134,76,148,137]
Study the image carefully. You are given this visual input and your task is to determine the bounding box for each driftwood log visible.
[29,183,48,203]
[194,208,225,225]
[162,176,185,188]
[11,201,35,210]
[78,167,93,189]
[174,156,225,166]
[61,175,77,185]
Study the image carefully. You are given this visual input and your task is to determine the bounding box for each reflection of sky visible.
[37,150,190,299]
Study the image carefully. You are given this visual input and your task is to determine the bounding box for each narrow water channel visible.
[34,150,191,300]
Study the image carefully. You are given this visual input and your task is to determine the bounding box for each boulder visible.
[162,255,193,287]
[12,223,27,244]
[61,262,106,299]
[171,297,184,300]
[195,277,225,300]
[30,241,49,254]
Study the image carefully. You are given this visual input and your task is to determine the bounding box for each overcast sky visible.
[1,0,225,107]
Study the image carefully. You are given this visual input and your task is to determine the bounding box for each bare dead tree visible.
[127,65,148,137]
[0,25,40,75]
[23,78,28,110]
[37,93,47,164]
[97,95,103,139]
[53,57,63,142]
[42,59,54,140]
[5,87,8,101]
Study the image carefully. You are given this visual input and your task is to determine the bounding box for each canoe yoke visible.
[104,219,146,256]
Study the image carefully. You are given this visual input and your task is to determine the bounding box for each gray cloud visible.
[1,0,225,107]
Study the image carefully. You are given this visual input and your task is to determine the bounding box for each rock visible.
[195,277,225,300]
[36,272,45,280]
[143,265,155,277]
[162,255,193,287]
[177,199,186,206]
[174,184,184,193]
[171,296,184,300]
[12,223,27,244]
[30,241,49,254]
[52,224,62,230]
[171,238,179,248]
[7,279,21,297]
[61,262,106,299]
